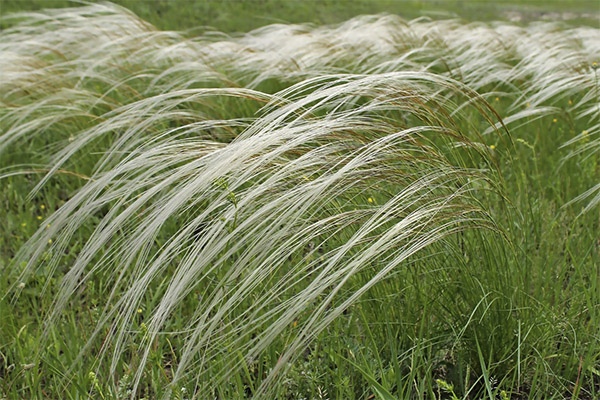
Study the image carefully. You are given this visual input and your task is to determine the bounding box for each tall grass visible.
[1,3,598,399]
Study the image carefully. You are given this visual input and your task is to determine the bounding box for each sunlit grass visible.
[0,3,598,399]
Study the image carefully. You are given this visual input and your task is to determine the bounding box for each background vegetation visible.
[2,0,599,31]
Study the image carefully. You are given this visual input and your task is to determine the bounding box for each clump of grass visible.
[10,71,503,397]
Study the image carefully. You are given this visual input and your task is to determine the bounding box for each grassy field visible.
[1,1,599,399]
[2,0,599,31]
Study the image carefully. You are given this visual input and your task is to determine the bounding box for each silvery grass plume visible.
[559,59,600,212]
[1,2,597,211]
[2,3,598,117]
[1,3,596,188]
[561,120,600,212]
[0,3,600,216]
[6,68,505,397]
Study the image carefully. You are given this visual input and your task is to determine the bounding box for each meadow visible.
[0,1,599,399]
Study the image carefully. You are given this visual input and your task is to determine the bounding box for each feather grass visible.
[1,3,598,399]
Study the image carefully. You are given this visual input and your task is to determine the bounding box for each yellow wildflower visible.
[490,145,496,150]
[553,118,558,123]
[40,205,45,210]
[21,223,26,227]
[368,197,374,203]
[37,216,42,220]
[526,102,530,108]
[582,130,589,143]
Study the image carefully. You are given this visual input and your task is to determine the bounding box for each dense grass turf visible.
[1,0,599,31]
[1,2,599,400]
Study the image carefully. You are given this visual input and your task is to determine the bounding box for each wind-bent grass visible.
[9,72,503,397]
[1,3,598,399]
